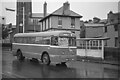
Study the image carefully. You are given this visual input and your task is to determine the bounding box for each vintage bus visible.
[12,31,76,65]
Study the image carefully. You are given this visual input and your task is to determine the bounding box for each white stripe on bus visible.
[13,43,50,47]
[50,46,76,48]
[13,43,77,49]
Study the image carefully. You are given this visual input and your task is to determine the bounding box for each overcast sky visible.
[0,0,119,25]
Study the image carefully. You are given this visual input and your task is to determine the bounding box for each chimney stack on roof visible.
[44,2,47,17]
[63,1,70,15]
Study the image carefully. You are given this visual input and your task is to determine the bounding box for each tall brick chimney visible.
[63,1,70,15]
[43,2,47,17]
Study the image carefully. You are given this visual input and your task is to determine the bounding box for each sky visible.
[0,0,119,25]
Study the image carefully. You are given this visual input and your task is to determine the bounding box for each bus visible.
[12,31,76,65]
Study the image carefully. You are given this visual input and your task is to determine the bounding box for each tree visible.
[2,24,9,39]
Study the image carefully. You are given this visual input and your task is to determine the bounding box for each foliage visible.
[2,24,9,39]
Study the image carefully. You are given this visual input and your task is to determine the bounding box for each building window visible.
[110,19,114,22]
[114,24,118,31]
[71,17,75,28]
[29,18,33,25]
[58,17,62,27]
[115,37,118,47]
[105,26,107,33]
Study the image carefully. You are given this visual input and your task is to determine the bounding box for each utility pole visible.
[23,2,25,33]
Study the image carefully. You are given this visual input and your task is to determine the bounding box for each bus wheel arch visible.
[41,51,51,65]
[16,49,25,61]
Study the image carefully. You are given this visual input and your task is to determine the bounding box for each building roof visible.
[84,23,105,28]
[77,37,110,40]
[39,6,82,22]
[52,6,81,17]
[99,19,107,23]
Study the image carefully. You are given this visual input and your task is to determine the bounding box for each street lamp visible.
[17,2,25,33]
[22,2,25,33]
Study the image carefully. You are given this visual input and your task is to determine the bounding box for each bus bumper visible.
[50,55,76,64]
[61,55,76,62]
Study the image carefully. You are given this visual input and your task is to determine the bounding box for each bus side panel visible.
[21,45,50,59]
[12,43,50,59]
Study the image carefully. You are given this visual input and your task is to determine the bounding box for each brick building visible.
[80,18,107,38]
[104,11,120,48]
[16,0,32,33]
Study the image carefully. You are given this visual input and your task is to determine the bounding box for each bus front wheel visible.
[17,50,25,61]
[41,53,50,65]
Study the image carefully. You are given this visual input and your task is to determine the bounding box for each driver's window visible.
[51,36,58,46]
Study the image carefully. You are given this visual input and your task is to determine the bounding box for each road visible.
[2,50,120,78]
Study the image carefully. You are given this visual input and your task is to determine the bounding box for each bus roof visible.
[76,37,110,41]
[14,31,76,37]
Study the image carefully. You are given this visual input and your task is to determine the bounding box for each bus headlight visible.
[72,59,74,61]
[66,58,69,61]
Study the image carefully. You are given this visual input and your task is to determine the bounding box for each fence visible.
[2,43,12,51]
[104,47,120,61]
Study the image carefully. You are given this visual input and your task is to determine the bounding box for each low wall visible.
[1,43,12,50]
[77,46,120,61]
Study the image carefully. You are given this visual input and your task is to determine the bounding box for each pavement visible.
[76,56,119,66]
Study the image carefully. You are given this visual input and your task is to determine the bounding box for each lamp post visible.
[6,4,25,33]
[23,3,25,33]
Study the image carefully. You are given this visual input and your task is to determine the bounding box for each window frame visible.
[105,26,107,33]
[58,17,62,27]
[114,24,118,31]
[115,37,118,47]
[71,17,75,28]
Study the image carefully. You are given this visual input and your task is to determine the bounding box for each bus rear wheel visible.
[41,53,50,65]
[17,50,25,61]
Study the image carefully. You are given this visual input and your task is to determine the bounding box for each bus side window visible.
[43,39,50,45]
[14,37,17,43]
[27,37,31,44]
